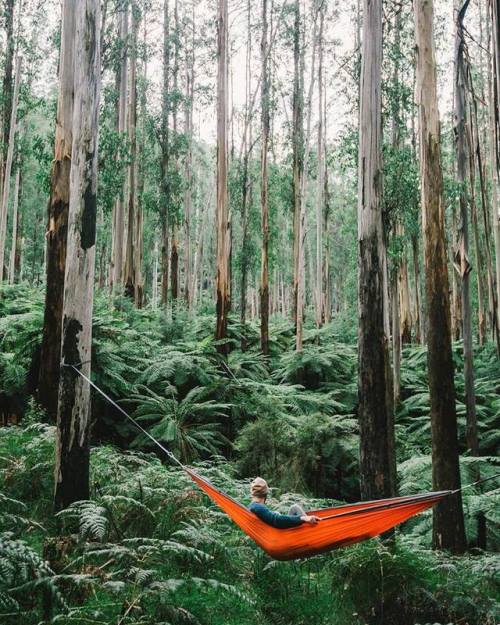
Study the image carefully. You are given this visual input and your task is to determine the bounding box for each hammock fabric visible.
[186,468,451,560]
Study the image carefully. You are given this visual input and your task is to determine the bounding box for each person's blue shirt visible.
[248,502,304,529]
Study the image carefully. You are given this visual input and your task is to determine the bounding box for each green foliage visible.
[128,385,230,462]
[1,285,499,624]
[1,415,499,625]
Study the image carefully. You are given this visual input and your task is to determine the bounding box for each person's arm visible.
[249,503,305,529]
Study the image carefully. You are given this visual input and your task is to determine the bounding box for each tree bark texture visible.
[38,3,76,419]
[260,0,270,356]
[357,0,396,501]
[215,0,230,354]
[414,0,466,552]
[54,0,101,511]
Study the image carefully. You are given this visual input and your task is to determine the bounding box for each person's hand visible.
[300,514,320,525]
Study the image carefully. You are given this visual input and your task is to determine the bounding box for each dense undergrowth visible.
[1,283,499,624]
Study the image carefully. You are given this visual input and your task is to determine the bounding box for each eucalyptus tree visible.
[124,0,140,300]
[110,0,128,295]
[260,0,270,355]
[490,0,500,343]
[38,1,75,419]
[357,0,396,501]
[0,0,15,206]
[453,0,478,455]
[292,0,304,350]
[160,0,170,307]
[0,52,20,279]
[55,0,101,510]
[215,0,230,354]
[414,0,465,552]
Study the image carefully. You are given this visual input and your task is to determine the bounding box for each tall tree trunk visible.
[191,185,212,305]
[55,0,101,511]
[7,163,20,284]
[292,0,304,349]
[0,54,21,279]
[414,0,466,552]
[489,1,500,350]
[357,0,396,501]
[260,0,270,355]
[411,233,424,343]
[184,2,195,308]
[170,0,180,310]
[466,100,487,344]
[14,183,22,278]
[215,0,230,354]
[160,0,170,307]
[124,1,139,300]
[0,0,15,207]
[171,223,178,300]
[453,0,478,456]
[110,2,128,294]
[468,60,499,349]
[152,238,158,308]
[391,6,403,403]
[315,3,325,328]
[240,0,252,351]
[134,12,146,309]
[38,3,75,419]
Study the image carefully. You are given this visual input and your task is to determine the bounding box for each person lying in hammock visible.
[248,477,320,528]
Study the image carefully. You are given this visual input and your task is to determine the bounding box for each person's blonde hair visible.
[250,477,269,498]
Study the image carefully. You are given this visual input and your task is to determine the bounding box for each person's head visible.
[250,477,269,502]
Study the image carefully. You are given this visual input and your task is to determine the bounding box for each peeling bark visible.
[55,0,101,511]
[38,2,75,419]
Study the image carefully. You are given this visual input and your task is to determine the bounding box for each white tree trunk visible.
[0,54,21,279]
[110,3,128,293]
[55,0,101,511]
[7,165,20,284]
[215,0,230,352]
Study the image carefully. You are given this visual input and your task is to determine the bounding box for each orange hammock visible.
[66,365,469,561]
[186,468,450,560]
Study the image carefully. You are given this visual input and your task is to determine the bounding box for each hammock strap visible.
[61,363,185,470]
[62,362,500,496]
